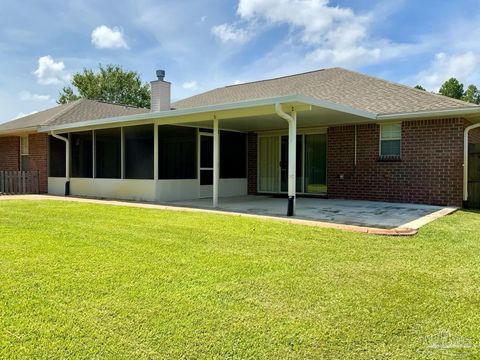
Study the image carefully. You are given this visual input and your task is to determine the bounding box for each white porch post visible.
[154,124,159,180]
[288,111,297,215]
[213,117,219,207]
[274,103,297,216]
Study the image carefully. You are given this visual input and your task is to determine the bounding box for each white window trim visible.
[20,136,29,156]
[379,123,402,158]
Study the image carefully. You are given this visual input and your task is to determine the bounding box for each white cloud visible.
[182,81,199,90]
[33,55,70,85]
[91,25,128,49]
[210,0,415,67]
[211,23,251,44]
[19,90,51,102]
[416,52,480,91]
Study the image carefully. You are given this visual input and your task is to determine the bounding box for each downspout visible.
[463,123,480,206]
[51,131,70,196]
[275,103,296,216]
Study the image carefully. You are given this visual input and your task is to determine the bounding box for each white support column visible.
[288,111,297,215]
[121,127,125,179]
[154,124,159,180]
[213,117,219,207]
[92,130,96,178]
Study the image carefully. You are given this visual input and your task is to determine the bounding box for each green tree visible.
[463,84,480,104]
[57,64,150,108]
[414,85,426,91]
[57,86,81,104]
[439,78,464,99]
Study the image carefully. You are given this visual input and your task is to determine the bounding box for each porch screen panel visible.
[220,131,246,178]
[124,124,154,179]
[49,135,66,177]
[305,134,327,193]
[95,128,121,179]
[71,131,93,178]
[258,136,279,192]
[158,125,196,179]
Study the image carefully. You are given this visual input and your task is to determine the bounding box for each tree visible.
[463,84,480,104]
[57,86,81,104]
[57,64,150,108]
[439,78,464,99]
[414,85,426,91]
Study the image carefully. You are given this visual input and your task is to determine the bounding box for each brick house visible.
[1,68,480,212]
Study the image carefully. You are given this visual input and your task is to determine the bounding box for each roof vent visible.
[156,69,166,81]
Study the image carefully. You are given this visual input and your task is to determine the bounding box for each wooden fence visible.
[0,171,39,195]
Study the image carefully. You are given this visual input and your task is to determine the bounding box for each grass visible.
[1,200,480,359]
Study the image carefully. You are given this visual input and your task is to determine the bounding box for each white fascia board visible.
[39,95,377,133]
[0,126,37,136]
[377,107,480,120]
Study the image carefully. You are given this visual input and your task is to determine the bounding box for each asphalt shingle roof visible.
[172,67,478,115]
[0,98,149,133]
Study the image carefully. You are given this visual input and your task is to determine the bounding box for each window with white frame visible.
[380,123,401,158]
[20,136,29,171]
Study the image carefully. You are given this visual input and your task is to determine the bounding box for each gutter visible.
[463,123,480,204]
[275,103,296,216]
[51,131,70,196]
[378,107,480,121]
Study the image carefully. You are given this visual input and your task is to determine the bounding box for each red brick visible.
[327,118,466,207]
[0,136,20,170]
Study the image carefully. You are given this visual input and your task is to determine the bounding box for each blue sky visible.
[1,0,480,123]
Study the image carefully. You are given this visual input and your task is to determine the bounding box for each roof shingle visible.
[173,68,478,115]
[0,98,148,133]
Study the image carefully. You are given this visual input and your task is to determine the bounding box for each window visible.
[220,131,247,178]
[20,136,29,171]
[124,124,154,179]
[71,131,93,178]
[49,135,66,177]
[158,125,196,179]
[380,123,401,158]
[95,128,121,179]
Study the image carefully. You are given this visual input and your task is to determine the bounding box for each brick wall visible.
[247,132,257,194]
[0,136,20,171]
[327,118,466,207]
[28,133,48,193]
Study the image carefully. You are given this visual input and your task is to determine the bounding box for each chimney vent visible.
[150,69,171,112]
[156,69,165,81]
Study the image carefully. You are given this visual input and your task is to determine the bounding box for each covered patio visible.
[42,95,375,215]
[166,195,453,230]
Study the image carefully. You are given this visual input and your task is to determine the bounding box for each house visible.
[1,67,480,214]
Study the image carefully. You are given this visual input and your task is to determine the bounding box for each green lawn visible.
[1,200,480,359]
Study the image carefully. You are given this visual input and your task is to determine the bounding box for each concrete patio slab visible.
[168,196,456,230]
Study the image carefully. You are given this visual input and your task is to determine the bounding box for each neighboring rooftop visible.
[0,98,149,134]
[173,67,478,115]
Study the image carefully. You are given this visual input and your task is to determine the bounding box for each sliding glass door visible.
[258,133,327,194]
[258,136,280,192]
[304,134,327,193]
